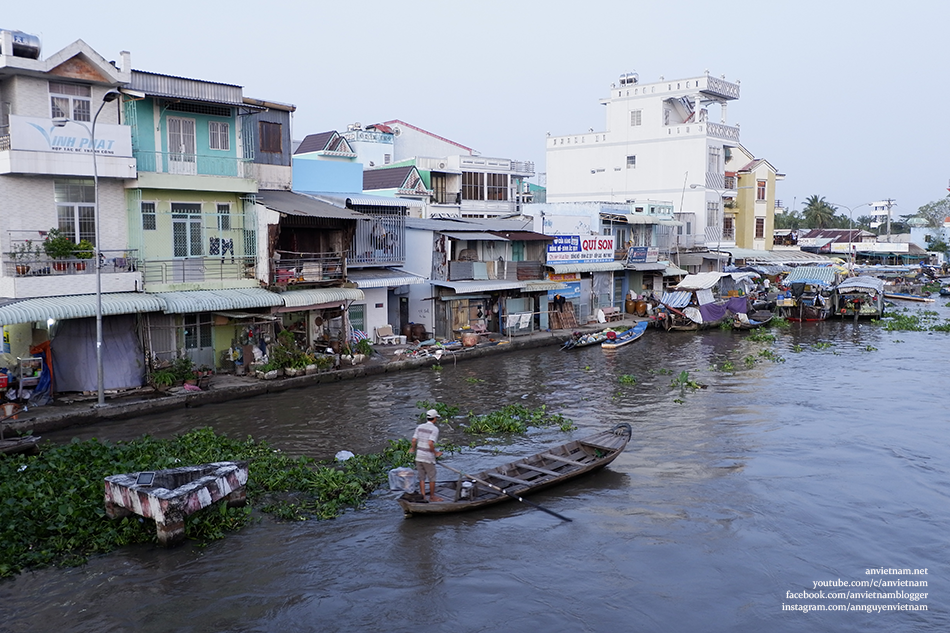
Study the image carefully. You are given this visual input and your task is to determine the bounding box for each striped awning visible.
[346,268,427,289]
[0,292,165,325]
[547,262,625,274]
[277,287,365,309]
[432,280,525,293]
[151,288,284,313]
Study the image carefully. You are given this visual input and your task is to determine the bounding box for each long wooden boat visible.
[883,292,935,303]
[733,310,773,329]
[0,435,40,456]
[397,423,632,517]
[601,321,648,350]
[561,328,613,350]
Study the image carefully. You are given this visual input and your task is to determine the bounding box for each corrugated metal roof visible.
[258,190,368,220]
[487,231,554,241]
[547,262,625,273]
[661,291,692,308]
[153,289,283,313]
[664,264,689,277]
[346,268,427,288]
[0,293,165,325]
[835,276,885,293]
[278,288,365,308]
[432,280,525,293]
[725,248,833,264]
[784,266,838,286]
[308,193,412,209]
[441,231,508,241]
[131,70,247,106]
[674,272,724,290]
[627,262,667,271]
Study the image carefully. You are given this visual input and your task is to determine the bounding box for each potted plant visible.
[43,228,75,271]
[11,240,39,275]
[73,239,94,271]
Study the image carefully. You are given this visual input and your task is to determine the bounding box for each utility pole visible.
[883,198,896,238]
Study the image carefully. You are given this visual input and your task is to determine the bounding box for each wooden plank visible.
[486,471,532,486]
[515,462,562,477]
[580,440,621,452]
[540,452,586,467]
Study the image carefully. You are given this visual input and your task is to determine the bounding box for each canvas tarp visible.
[50,315,145,392]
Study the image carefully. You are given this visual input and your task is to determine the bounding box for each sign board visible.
[546,235,615,264]
[627,246,660,263]
[548,281,581,300]
[9,115,133,157]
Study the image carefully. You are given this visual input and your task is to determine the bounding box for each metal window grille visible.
[142,201,157,231]
[209,121,230,151]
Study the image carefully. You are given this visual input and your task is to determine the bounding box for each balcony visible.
[133,150,256,193]
[447,259,543,282]
[140,256,256,289]
[271,251,346,287]
[2,249,141,298]
[348,212,405,267]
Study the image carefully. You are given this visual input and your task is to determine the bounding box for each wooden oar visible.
[440,462,572,523]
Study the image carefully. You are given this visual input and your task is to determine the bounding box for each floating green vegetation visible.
[618,374,637,385]
[944,301,950,308]
[863,345,878,352]
[719,360,736,372]
[415,401,460,421]
[0,428,416,578]
[670,370,701,390]
[758,349,786,363]
[874,310,950,332]
[812,342,835,349]
[464,404,575,435]
[464,377,485,384]
[747,331,776,343]
[791,344,803,353]
[584,365,592,371]
[673,398,685,404]
[431,364,443,371]
[719,319,734,330]
[770,316,791,329]
[744,355,757,367]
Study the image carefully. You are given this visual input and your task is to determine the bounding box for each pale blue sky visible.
[5,0,947,219]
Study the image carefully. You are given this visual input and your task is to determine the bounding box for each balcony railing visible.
[5,250,138,278]
[348,212,405,266]
[140,256,256,286]
[271,251,346,286]
[133,150,251,178]
[447,259,543,282]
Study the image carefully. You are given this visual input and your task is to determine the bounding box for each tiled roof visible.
[363,166,415,191]
[294,131,336,155]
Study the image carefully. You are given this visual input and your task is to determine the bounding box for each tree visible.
[774,209,804,230]
[912,197,950,229]
[802,195,836,228]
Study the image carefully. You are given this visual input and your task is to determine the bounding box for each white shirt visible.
[412,421,439,464]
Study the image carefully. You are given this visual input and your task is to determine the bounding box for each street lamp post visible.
[830,202,869,271]
[690,183,728,271]
[52,90,120,407]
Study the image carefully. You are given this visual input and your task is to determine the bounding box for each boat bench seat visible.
[515,462,562,477]
[540,452,587,467]
[486,471,533,486]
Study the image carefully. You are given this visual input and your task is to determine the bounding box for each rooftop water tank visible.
[0,29,41,59]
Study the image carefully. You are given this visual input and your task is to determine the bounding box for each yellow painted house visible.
[725,145,783,250]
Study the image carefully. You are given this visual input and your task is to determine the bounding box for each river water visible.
[3,303,949,632]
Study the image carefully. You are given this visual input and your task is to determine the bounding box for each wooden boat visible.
[0,435,40,456]
[834,276,885,318]
[601,321,648,350]
[733,310,773,329]
[883,292,935,303]
[561,328,613,350]
[397,423,632,517]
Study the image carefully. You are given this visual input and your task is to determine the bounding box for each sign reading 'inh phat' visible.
[9,115,134,157]
[546,235,615,264]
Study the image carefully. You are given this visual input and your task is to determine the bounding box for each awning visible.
[522,281,568,292]
[784,266,838,286]
[626,262,667,272]
[346,268,427,289]
[258,190,368,220]
[432,280,525,293]
[674,272,724,290]
[213,311,278,321]
[308,193,412,209]
[0,292,165,325]
[152,288,284,313]
[441,231,508,241]
[724,247,834,264]
[547,262,625,274]
[277,287,365,309]
[664,264,689,277]
[658,219,684,226]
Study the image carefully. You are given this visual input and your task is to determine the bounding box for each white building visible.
[546,71,743,251]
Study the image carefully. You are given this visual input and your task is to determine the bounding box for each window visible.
[142,201,157,231]
[209,121,229,151]
[630,110,642,126]
[723,217,735,240]
[383,154,391,165]
[486,173,508,201]
[349,303,366,334]
[54,179,95,244]
[626,155,636,169]
[172,203,203,257]
[706,201,719,229]
[259,121,282,153]
[49,82,91,122]
[756,180,767,201]
[462,172,485,201]
[755,217,765,239]
[708,147,721,173]
[217,203,231,231]
[183,314,212,349]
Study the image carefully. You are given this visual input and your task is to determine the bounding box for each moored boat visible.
[396,423,632,517]
[834,276,886,318]
[657,272,753,331]
[601,321,648,350]
[561,328,613,350]
[732,310,773,329]
[776,266,838,322]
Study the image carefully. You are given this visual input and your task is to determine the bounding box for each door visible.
[183,313,214,368]
[172,203,204,282]
[168,116,197,175]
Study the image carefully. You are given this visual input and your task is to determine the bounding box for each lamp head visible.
[102,91,121,103]
[52,117,69,128]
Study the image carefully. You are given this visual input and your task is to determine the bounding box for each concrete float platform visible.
[104,461,248,546]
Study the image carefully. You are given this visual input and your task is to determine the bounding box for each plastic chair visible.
[375,325,400,345]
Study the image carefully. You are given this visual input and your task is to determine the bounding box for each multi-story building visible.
[546,71,780,262]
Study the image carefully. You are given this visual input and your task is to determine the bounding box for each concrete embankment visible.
[12,324,621,436]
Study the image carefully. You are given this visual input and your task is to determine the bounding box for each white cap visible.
[426,409,440,420]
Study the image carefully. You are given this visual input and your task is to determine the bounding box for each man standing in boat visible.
[411,410,443,501]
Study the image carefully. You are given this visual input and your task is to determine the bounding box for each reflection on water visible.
[5,305,950,632]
